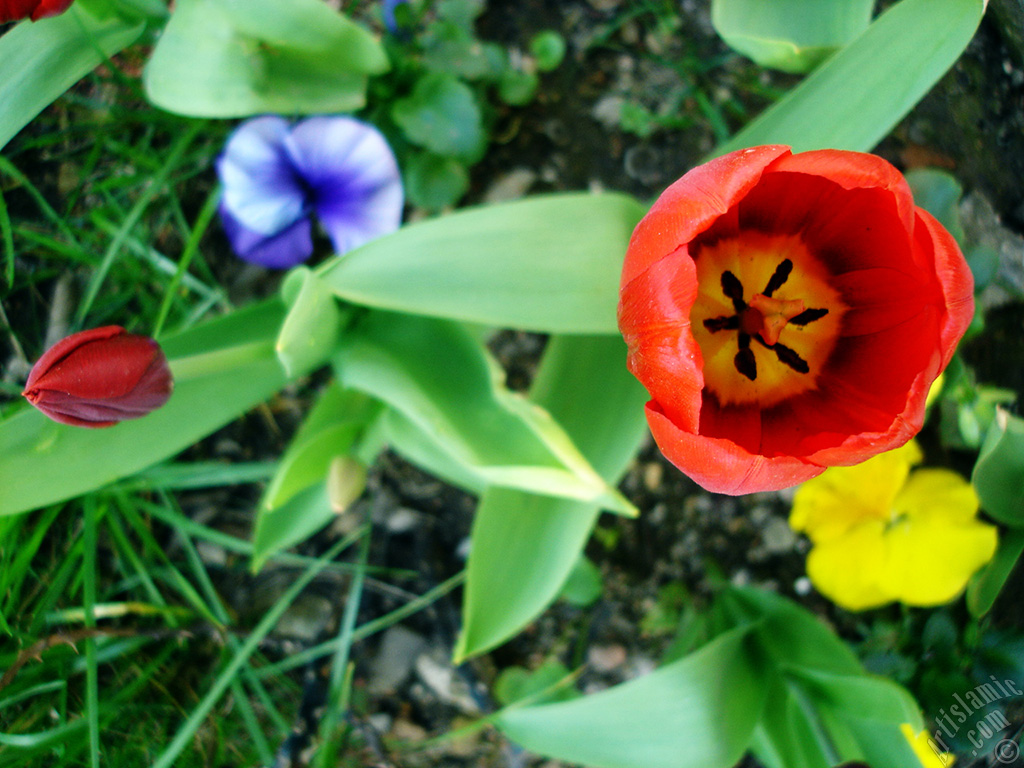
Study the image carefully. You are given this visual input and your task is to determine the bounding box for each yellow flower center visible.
[690,231,847,407]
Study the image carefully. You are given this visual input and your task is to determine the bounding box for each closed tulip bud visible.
[22,326,173,428]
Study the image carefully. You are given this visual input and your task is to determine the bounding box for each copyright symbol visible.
[994,739,1020,764]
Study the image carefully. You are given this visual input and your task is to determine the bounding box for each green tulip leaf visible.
[0,301,288,516]
[717,0,985,154]
[391,72,486,160]
[276,266,346,378]
[335,312,634,513]
[318,193,646,334]
[0,3,145,152]
[973,410,1024,526]
[495,627,765,768]
[252,385,379,571]
[711,0,872,74]
[455,335,649,660]
[143,0,387,118]
[967,530,1024,616]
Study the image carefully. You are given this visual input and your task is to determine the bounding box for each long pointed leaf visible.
[455,335,649,660]
[318,193,646,334]
[717,0,985,154]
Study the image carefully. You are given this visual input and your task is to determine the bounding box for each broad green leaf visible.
[143,0,387,118]
[391,73,486,160]
[496,627,765,768]
[335,312,634,512]
[251,385,380,570]
[318,193,646,334]
[717,0,985,154]
[455,335,649,660]
[967,529,1024,616]
[714,588,924,768]
[379,407,488,494]
[276,267,345,378]
[711,0,872,74]
[972,410,1024,526]
[0,3,144,152]
[0,301,287,516]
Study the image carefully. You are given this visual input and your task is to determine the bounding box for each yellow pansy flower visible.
[790,441,997,610]
[901,723,955,768]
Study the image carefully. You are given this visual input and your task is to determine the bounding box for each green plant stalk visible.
[168,339,277,381]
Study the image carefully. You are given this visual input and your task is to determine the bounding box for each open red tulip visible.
[22,326,173,428]
[618,145,974,495]
[0,0,74,22]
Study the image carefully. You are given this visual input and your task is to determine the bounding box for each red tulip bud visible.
[22,326,173,428]
[0,0,75,22]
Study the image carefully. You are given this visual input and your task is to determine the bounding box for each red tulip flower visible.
[22,326,173,428]
[618,145,974,495]
[0,0,74,22]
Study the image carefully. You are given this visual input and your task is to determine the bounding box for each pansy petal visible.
[217,116,308,237]
[620,145,792,287]
[895,468,980,524]
[806,521,893,611]
[219,203,313,269]
[790,441,921,542]
[881,516,997,606]
[284,116,403,256]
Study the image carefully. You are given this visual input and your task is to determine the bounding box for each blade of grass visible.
[179,530,280,760]
[153,185,224,338]
[254,570,465,679]
[316,526,371,767]
[81,497,101,768]
[0,184,12,288]
[150,529,362,768]
[75,119,205,325]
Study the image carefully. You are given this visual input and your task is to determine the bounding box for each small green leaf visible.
[423,29,497,80]
[0,4,144,152]
[558,556,603,607]
[711,0,872,74]
[276,267,345,378]
[143,0,387,118]
[498,69,539,106]
[391,73,486,160]
[494,660,578,707]
[905,168,965,242]
[973,409,1024,526]
[496,627,765,768]
[968,530,1024,616]
[717,0,985,154]
[317,192,646,334]
[405,153,469,211]
[530,30,566,72]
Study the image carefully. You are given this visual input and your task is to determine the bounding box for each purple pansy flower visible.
[217,115,403,269]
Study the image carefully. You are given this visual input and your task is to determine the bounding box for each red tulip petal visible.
[645,401,825,495]
[767,149,917,235]
[23,325,124,391]
[620,145,791,287]
[618,246,703,432]
[917,208,975,369]
[29,0,72,19]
